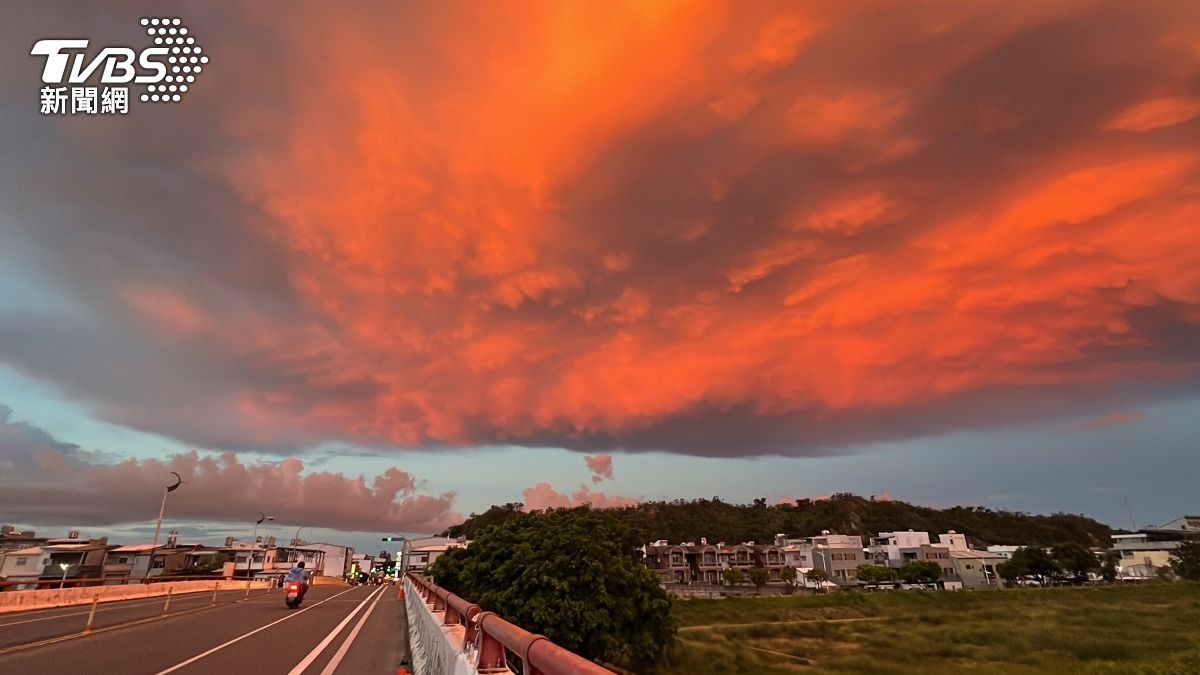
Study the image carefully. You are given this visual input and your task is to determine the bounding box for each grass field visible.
[655,583,1200,674]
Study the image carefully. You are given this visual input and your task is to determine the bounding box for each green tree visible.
[779,566,798,594]
[723,567,745,586]
[996,556,1026,586]
[805,568,829,587]
[1171,541,1200,581]
[855,564,893,585]
[898,560,942,585]
[429,507,673,667]
[1053,542,1099,583]
[779,566,798,586]
[748,566,769,593]
[1022,547,1062,584]
[1101,552,1119,582]
[999,546,1060,585]
[446,494,1114,549]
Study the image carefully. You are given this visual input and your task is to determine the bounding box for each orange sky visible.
[180,0,1200,451]
[3,0,1199,457]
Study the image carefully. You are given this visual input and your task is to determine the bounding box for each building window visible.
[118,557,129,564]
[15,557,27,566]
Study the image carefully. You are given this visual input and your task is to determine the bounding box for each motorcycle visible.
[285,581,306,609]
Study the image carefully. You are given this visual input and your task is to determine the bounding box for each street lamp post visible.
[247,513,273,577]
[383,534,445,578]
[144,472,184,582]
[58,562,71,589]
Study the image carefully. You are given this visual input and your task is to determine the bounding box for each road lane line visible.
[0,601,230,657]
[0,591,241,627]
[152,586,360,675]
[317,585,386,675]
[286,586,386,675]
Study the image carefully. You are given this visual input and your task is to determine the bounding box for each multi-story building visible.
[0,525,48,554]
[938,531,969,551]
[103,543,205,580]
[644,541,689,583]
[37,534,110,584]
[868,531,932,565]
[303,543,355,578]
[812,541,864,583]
[1110,534,1179,578]
[405,540,468,573]
[685,542,722,584]
[1109,514,1200,579]
[781,542,815,570]
[985,545,1021,560]
[755,544,787,581]
[950,549,1005,588]
[720,543,756,571]
[0,546,52,588]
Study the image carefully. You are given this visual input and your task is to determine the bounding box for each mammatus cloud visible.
[0,406,461,533]
[0,2,1198,456]
[1074,411,1146,431]
[522,483,640,511]
[585,454,614,483]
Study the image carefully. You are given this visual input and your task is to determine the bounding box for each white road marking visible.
[317,585,386,675]
[286,586,385,675]
[152,586,360,675]
[0,591,238,628]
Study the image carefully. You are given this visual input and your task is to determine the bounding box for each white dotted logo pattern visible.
[138,17,208,103]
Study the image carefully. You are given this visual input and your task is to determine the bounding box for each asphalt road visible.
[0,583,408,674]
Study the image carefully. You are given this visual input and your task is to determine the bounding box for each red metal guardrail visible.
[407,573,614,675]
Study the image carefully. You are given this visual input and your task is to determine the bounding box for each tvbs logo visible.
[32,17,207,114]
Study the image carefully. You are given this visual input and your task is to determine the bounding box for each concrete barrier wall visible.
[0,579,271,614]
[404,576,479,675]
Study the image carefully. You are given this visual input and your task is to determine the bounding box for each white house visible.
[1110,533,1180,579]
[405,539,469,572]
[986,545,1021,560]
[0,546,51,588]
[302,543,355,578]
[938,531,969,551]
[868,531,932,565]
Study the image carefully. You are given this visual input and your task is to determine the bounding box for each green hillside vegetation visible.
[446,493,1114,548]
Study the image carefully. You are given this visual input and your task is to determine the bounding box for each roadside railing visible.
[406,573,614,675]
[0,574,250,592]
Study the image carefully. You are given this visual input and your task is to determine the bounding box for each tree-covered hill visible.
[446,493,1115,548]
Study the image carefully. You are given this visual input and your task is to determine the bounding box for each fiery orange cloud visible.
[9,1,1199,456]
[199,1,1200,451]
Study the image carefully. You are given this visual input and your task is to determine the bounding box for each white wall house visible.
[0,546,52,587]
[303,543,354,578]
[938,531,969,551]
[868,531,932,565]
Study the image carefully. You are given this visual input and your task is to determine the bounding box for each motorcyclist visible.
[284,561,308,599]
